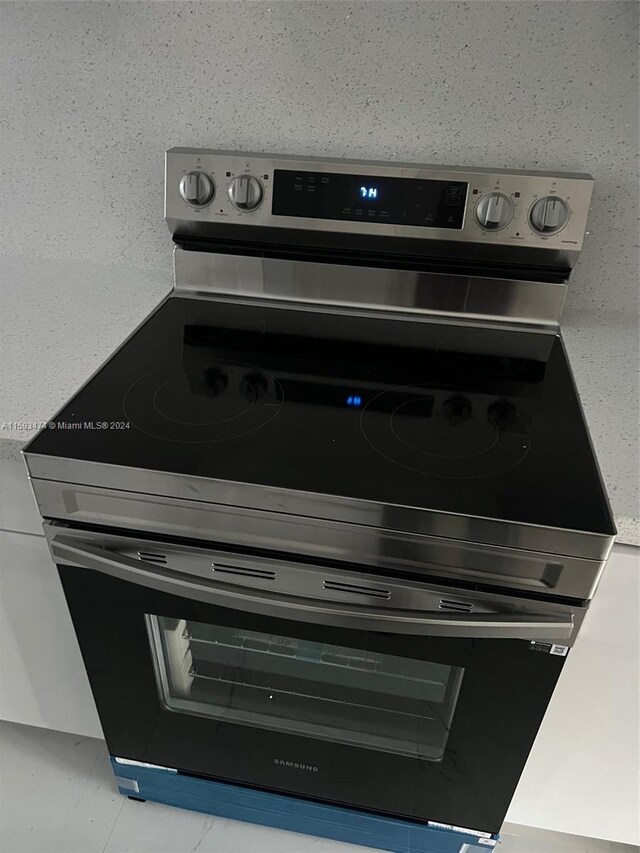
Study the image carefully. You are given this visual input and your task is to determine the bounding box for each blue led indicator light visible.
[346,395,362,407]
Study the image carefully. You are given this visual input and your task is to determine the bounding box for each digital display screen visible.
[272,170,467,229]
[359,185,379,201]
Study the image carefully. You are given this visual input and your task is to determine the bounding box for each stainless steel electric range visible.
[23,149,616,853]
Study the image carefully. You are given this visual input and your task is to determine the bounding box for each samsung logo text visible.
[274,759,319,772]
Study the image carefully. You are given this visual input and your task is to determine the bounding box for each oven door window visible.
[147,614,463,761]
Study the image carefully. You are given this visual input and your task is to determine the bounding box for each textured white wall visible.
[2,1,638,523]
[1,1,638,314]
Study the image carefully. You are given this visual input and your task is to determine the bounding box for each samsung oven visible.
[25,149,615,851]
[46,522,578,836]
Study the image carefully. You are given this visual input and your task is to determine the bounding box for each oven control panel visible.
[271,169,468,230]
[165,148,594,259]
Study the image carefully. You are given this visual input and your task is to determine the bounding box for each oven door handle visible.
[50,535,574,641]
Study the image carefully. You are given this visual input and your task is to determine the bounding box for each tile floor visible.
[0,721,636,853]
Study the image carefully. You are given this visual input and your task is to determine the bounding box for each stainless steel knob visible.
[475,192,514,231]
[529,196,569,234]
[179,171,215,207]
[228,175,264,211]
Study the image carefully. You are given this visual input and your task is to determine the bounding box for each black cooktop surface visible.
[27,295,614,534]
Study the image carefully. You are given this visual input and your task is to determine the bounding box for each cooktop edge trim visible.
[24,453,616,563]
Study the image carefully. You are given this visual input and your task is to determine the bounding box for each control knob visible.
[179,171,215,208]
[475,192,514,231]
[228,174,264,211]
[529,196,569,234]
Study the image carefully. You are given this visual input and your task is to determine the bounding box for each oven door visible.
[47,523,575,835]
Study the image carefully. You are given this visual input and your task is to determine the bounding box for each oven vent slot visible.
[137,550,168,565]
[212,564,277,581]
[323,580,392,600]
[439,598,473,613]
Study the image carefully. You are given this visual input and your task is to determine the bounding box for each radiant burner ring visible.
[123,359,283,443]
[360,383,531,479]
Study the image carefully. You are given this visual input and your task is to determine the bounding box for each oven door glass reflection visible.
[147,615,464,760]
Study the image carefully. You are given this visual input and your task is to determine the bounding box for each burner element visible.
[153,368,254,426]
[123,359,283,443]
[392,395,499,461]
[361,384,530,479]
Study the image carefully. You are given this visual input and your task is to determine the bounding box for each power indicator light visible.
[346,395,363,407]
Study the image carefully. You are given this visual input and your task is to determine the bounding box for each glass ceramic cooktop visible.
[27,295,614,533]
